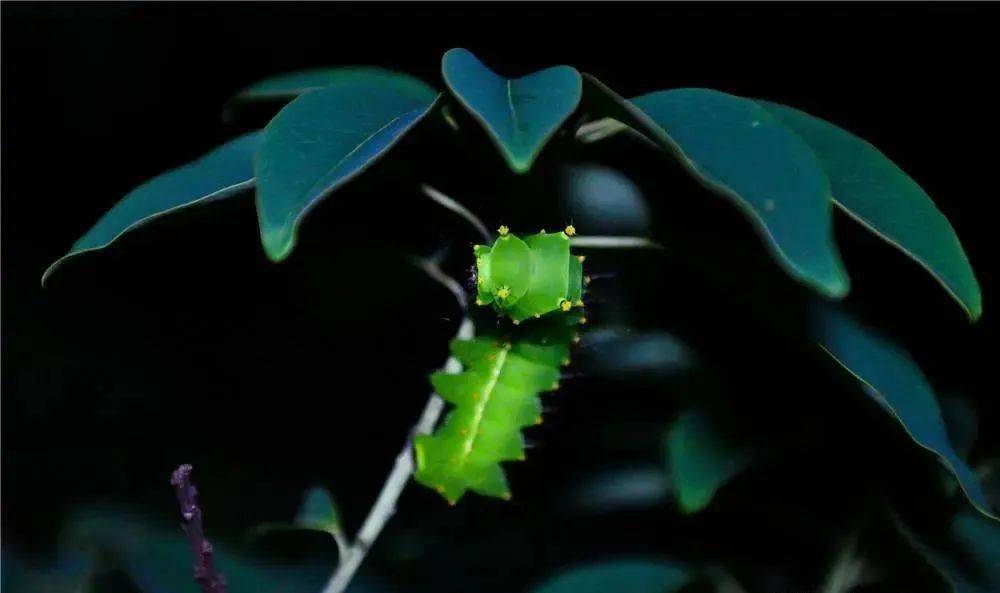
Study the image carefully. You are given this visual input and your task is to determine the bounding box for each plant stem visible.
[570,236,665,250]
[320,317,474,593]
[420,184,492,243]
[170,464,228,593]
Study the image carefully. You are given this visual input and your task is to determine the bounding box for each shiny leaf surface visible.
[443,48,581,173]
[43,131,261,283]
[761,101,982,320]
[583,75,849,297]
[255,72,438,261]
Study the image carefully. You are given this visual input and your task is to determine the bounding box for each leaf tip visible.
[261,225,295,263]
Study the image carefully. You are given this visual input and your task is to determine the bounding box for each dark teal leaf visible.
[897,511,1000,593]
[812,305,996,520]
[233,67,420,103]
[666,408,752,514]
[43,131,261,284]
[442,48,581,173]
[760,102,982,321]
[583,75,849,298]
[531,560,692,593]
[255,72,438,261]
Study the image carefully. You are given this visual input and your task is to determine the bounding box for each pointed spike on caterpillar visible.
[559,299,572,312]
[564,225,576,236]
[498,225,509,236]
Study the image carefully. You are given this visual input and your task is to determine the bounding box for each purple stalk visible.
[170,464,228,593]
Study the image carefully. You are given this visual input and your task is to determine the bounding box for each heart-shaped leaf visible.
[255,72,439,261]
[232,67,414,104]
[531,560,692,593]
[760,102,982,321]
[666,407,753,514]
[43,131,261,284]
[442,48,581,174]
[583,75,849,298]
[812,305,995,520]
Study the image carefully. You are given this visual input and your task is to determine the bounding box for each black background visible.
[3,3,999,592]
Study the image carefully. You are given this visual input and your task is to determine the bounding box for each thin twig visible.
[320,317,474,593]
[420,184,492,243]
[409,256,468,310]
[570,235,665,250]
[170,464,228,593]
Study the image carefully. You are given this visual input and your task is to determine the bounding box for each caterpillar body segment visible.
[474,228,585,322]
[414,312,583,504]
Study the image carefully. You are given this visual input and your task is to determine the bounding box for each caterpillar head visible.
[473,227,584,322]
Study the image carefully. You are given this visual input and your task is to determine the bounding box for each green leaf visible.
[293,486,341,535]
[232,67,419,103]
[442,48,581,173]
[531,560,692,593]
[760,102,982,321]
[812,305,996,520]
[255,72,438,261]
[43,131,261,284]
[897,511,1000,593]
[666,408,752,514]
[582,75,849,298]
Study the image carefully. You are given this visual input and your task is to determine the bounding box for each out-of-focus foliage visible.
[529,560,692,593]
[666,407,752,514]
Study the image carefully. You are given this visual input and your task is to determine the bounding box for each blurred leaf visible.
[666,408,753,514]
[580,328,695,382]
[232,67,418,103]
[294,486,342,535]
[583,75,849,298]
[760,102,982,321]
[1,553,95,593]
[256,486,343,542]
[897,511,1000,593]
[62,510,329,593]
[255,72,438,261]
[442,48,581,173]
[559,164,652,235]
[567,465,671,512]
[530,559,692,593]
[941,396,979,459]
[812,305,995,520]
[43,131,261,284]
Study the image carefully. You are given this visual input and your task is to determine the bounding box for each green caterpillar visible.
[414,228,585,504]
[474,226,585,323]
